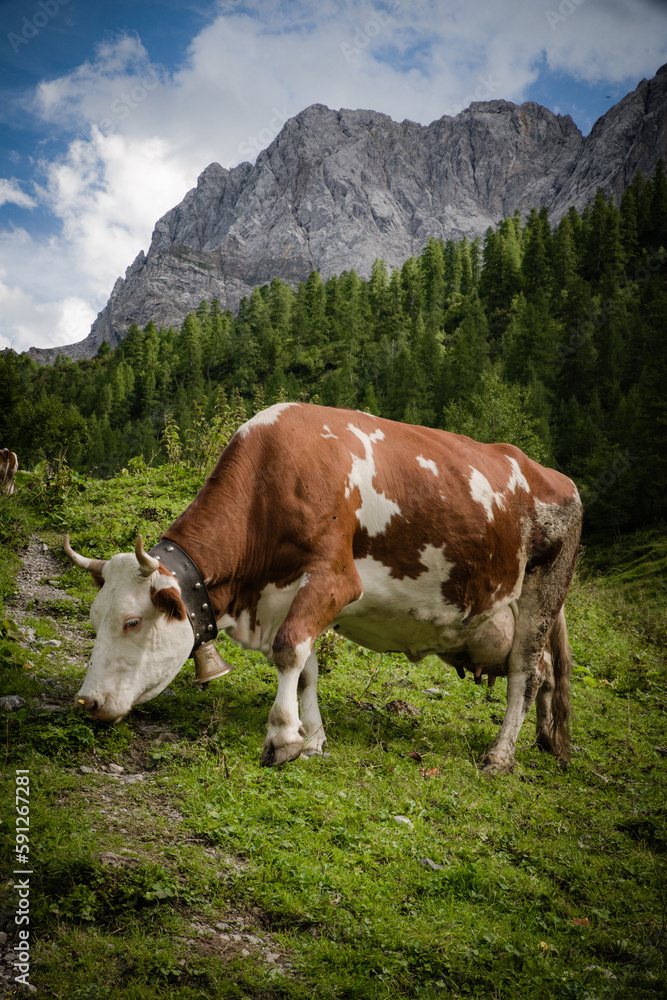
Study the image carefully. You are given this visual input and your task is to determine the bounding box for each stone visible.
[26,65,667,364]
[0,696,26,711]
[385,699,419,716]
[420,857,445,870]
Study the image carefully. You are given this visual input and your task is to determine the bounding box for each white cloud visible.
[0,179,37,210]
[0,228,98,352]
[0,278,97,354]
[2,0,666,352]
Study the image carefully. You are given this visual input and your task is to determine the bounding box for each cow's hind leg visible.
[482,506,580,775]
[534,609,571,760]
[481,617,545,775]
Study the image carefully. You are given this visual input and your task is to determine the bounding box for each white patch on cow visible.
[236,402,300,438]
[222,574,310,657]
[227,609,249,645]
[345,424,401,535]
[216,613,237,631]
[321,425,338,439]
[416,455,439,477]
[335,546,461,658]
[294,637,312,663]
[506,456,531,494]
[335,548,517,667]
[299,649,327,753]
[469,467,506,521]
[152,571,180,592]
[265,635,314,755]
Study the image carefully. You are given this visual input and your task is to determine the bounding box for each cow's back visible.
[230,404,578,611]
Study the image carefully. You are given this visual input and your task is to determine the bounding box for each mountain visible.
[28,63,667,364]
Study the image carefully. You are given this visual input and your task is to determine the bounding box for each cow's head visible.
[65,534,194,721]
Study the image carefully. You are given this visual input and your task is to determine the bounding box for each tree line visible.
[1,164,666,537]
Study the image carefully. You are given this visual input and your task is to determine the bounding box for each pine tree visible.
[440,295,490,404]
[442,363,550,463]
[521,208,551,295]
[649,159,667,247]
[552,215,579,291]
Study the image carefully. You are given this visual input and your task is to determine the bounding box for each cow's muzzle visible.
[76,694,111,720]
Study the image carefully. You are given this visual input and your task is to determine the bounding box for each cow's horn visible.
[135,534,160,576]
[63,535,107,576]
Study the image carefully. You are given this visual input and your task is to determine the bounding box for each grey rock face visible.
[28,64,667,364]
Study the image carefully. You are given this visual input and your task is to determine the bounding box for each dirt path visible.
[2,538,294,986]
[6,535,88,652]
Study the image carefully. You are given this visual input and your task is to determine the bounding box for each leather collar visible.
[148,538,218,652]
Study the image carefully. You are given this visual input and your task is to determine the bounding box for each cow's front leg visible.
[262,639,310,766]
[298,650,327,757]
[262,562,362,766]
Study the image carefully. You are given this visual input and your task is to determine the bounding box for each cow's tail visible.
[549,607,572,763]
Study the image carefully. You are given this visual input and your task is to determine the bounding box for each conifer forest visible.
[2,166,666,538]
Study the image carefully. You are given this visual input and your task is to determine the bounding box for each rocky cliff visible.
[29,63,667,364]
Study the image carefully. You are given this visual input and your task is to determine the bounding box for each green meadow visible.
[0,466,665,999]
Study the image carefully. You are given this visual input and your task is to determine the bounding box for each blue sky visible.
[1,0,666,353]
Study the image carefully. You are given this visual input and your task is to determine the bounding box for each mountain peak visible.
[27,66,667,364]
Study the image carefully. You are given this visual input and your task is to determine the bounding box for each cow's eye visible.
[123,617,142,632]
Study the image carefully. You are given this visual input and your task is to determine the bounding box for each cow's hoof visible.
[261,739,304,767]
[480,756,513,776]
[535,732,555,754]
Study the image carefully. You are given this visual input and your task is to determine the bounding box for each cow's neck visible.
[161,470,251,620]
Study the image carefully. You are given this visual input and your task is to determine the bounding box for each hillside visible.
[27,62,667,364]
[3,166,667,538]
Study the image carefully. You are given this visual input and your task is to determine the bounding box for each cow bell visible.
[192,642,234,685]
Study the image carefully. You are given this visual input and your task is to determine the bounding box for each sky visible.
[1,0,666,354]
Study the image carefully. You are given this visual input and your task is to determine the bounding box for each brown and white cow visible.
[0,449,18,495]
[65,402,582,773]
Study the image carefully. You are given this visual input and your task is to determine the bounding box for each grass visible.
[0,467,665,999]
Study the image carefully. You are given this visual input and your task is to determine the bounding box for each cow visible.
[0,449,18,494]
[65,402,582,774]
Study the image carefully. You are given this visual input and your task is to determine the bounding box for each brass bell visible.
[193,643,234,685]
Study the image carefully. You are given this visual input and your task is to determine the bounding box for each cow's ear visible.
[151,585,187,622]
[91,571,105,590]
